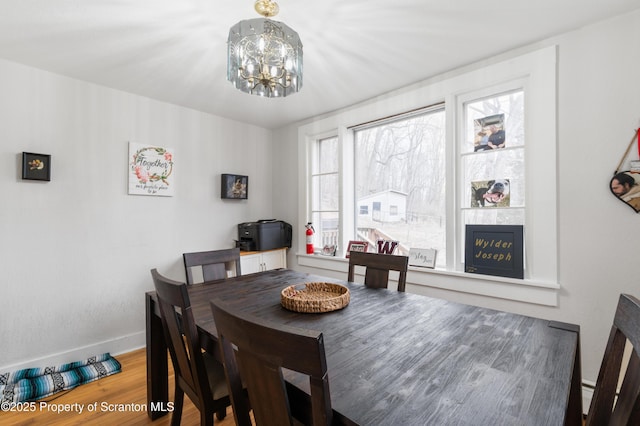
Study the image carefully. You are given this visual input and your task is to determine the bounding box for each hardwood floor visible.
[0,348,237,426]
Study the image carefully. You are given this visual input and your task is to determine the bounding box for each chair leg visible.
[171,386,184,426]
[216,407,227,420]
[202,409,214,426]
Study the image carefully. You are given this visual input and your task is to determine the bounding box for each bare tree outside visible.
[354,108,447,264]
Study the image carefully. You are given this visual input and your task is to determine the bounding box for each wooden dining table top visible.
[146,268,582,425]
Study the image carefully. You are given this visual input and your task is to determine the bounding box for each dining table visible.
[145,268,582,425]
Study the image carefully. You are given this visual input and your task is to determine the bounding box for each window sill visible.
[296,253,559,307]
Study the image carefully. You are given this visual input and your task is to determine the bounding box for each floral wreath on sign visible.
[131,146,174,185]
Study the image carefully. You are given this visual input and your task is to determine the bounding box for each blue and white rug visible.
[0,353,121,406]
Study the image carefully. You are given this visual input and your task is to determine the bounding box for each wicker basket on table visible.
[281,282,350,313]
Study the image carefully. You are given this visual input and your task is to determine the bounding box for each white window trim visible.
[297,46,558,306]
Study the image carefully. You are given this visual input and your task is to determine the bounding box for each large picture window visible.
[299,47,558,306]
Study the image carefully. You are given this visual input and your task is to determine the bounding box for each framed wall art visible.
[610,129,640,213]
[221,174,248,199]
[610,171,640,212]
[22,152,51,181]
[128,142,175,196]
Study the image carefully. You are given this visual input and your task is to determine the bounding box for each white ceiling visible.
[0,0,638,129]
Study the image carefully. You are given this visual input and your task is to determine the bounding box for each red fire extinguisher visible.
[305,222,315,254]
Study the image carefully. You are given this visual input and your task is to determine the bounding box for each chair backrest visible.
[347,251,409,292]
[183,248,241,284]
[210,298,333,426]
[586,294,640,426]
[150,269,214,408]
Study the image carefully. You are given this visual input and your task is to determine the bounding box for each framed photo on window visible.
[472,113,506,151]
[471,179,511,208]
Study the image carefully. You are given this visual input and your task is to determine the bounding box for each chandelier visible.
[227,0,303,98]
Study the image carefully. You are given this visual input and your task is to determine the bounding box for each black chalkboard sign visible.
[465,225,524,279]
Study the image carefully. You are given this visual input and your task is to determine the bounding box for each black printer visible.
[237,220,292,251]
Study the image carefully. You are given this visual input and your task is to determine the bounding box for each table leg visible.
[549,321,583,425]
[146,293,169,419]
[566,334,583,426]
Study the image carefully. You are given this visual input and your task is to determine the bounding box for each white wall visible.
[0,59,274,370]
[274,8,640,390]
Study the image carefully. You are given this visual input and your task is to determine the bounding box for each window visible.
[353,106,446,267]
[299,47,558,306]
[460,89,525,267]
[309,136,339,250]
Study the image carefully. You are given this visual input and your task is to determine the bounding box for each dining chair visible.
[347,251,409,292]
[183,248,241,284]
[585,293,640,426]
[210,298,333,426]
[150,269,231,426]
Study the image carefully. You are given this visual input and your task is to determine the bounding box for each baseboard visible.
[0,331,145,372]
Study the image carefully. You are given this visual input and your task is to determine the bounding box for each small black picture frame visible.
[465,224,524,279]
[221,174,248,199]
[22,152,51,181]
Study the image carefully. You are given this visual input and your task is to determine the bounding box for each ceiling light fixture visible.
[227,0,303,98]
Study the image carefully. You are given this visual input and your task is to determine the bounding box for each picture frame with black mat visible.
[465,224,524,279]
[221,173,248,199]
[22,152,51,181]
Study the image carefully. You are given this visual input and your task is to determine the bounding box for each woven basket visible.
[281,282,350,313]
